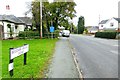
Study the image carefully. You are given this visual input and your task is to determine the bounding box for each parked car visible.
[59,31,63,37]
[62,30,70,37]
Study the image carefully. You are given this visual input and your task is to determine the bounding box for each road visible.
[69,34,118,78]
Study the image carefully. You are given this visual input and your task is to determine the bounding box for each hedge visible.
[95,32,117,39]
[18,31,40,39]
[18,31,59,39]
[44,30,59,38]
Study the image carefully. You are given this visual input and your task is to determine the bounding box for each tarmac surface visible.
[47,37,79,78]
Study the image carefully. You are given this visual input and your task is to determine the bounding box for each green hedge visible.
[19,31,59,39]
[19,31,40,39]
[44,33,58,38]
[95,32,117,39]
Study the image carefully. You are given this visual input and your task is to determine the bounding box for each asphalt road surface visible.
[69,34,118,78]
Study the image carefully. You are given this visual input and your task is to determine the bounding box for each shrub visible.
[19,31,40,39]
[44,33,59,38]
[43,30,59,39]
[54,30,59,38]
[19,30,59,39]
[95,32,117,39]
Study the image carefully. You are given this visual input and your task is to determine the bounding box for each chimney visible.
[6,5,10,10]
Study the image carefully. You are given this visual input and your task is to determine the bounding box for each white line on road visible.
[113,45,118,47]
[110,50,118,55]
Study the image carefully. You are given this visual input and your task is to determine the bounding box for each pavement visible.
[47,37,79,78]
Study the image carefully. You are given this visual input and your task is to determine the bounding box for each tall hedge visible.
[95,32,117,39]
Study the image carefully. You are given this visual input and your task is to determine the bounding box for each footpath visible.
[47,37,79,78]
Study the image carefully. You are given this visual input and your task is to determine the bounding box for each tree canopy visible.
[29,0,76,33]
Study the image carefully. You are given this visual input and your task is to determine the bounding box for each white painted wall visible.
[0,21,25,39]
[0,21,2,25]
[3,21,15,39]
[99,24,106,30]
[99,18,118,31]
[15,24,25,36]
[17,25,25,32]
[88,30,98,33]
[104,18,118,30]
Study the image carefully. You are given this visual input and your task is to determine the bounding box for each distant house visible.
[99,18,120,32]
[86,26,99,34]
[0,15,26,39]
[99,20,108,31]
[18,17,32,30]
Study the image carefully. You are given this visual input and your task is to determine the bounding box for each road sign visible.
[50,26,54,33]
[10,44,29,59]
[9,44,29,77]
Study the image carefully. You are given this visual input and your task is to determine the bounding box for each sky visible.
[0,0,119,26]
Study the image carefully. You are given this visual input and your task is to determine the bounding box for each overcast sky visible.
[0,0,119,26]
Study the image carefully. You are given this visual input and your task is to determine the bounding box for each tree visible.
[77,16,85,34]
[49,2,76,30]
[26,0,76,34]
[31,1,50,37]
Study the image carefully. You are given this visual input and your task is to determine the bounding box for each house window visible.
[15,26,18,29]
[101,25,103,27]
[110,23,114,27]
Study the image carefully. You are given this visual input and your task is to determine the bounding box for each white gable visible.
[99,18,119,31]
[104,18,118,30]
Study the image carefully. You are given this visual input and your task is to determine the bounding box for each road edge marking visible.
[68,39,84,80]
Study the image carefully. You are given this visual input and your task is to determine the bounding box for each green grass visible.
[0,40,2,79]
[2,39,58,78]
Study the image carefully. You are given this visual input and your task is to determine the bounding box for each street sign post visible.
[9,44,29,77]
[50,26,54,33]
[50,26,54,39]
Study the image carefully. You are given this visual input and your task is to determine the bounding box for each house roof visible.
[87,26,99,31]
[114,18,120,23]
[99,20,108,24]
[18,17,32,26]
[0,15,25,24]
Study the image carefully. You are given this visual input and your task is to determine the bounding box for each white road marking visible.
[113,45,118,47]
[110,50,118,55]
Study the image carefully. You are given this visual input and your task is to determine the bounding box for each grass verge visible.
[2,39,58,78]
[0,40,2,79]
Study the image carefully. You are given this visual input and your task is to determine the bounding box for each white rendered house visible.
[99,18,120,32]
[0,15,26,39]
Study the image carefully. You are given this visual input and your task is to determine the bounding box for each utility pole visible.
[40,0,42,38]
[99,14,100,24]
[98,14,101,32]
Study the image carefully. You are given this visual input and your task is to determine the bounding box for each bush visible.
[74,28,78,34]
[54,30,59,38]
[44,32,59,38]
[95,32,117,39]
[19,30,59,39]
[19,31,40,39]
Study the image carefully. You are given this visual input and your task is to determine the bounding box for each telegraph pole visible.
[99,14,100,24]
[40,0,42,38]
